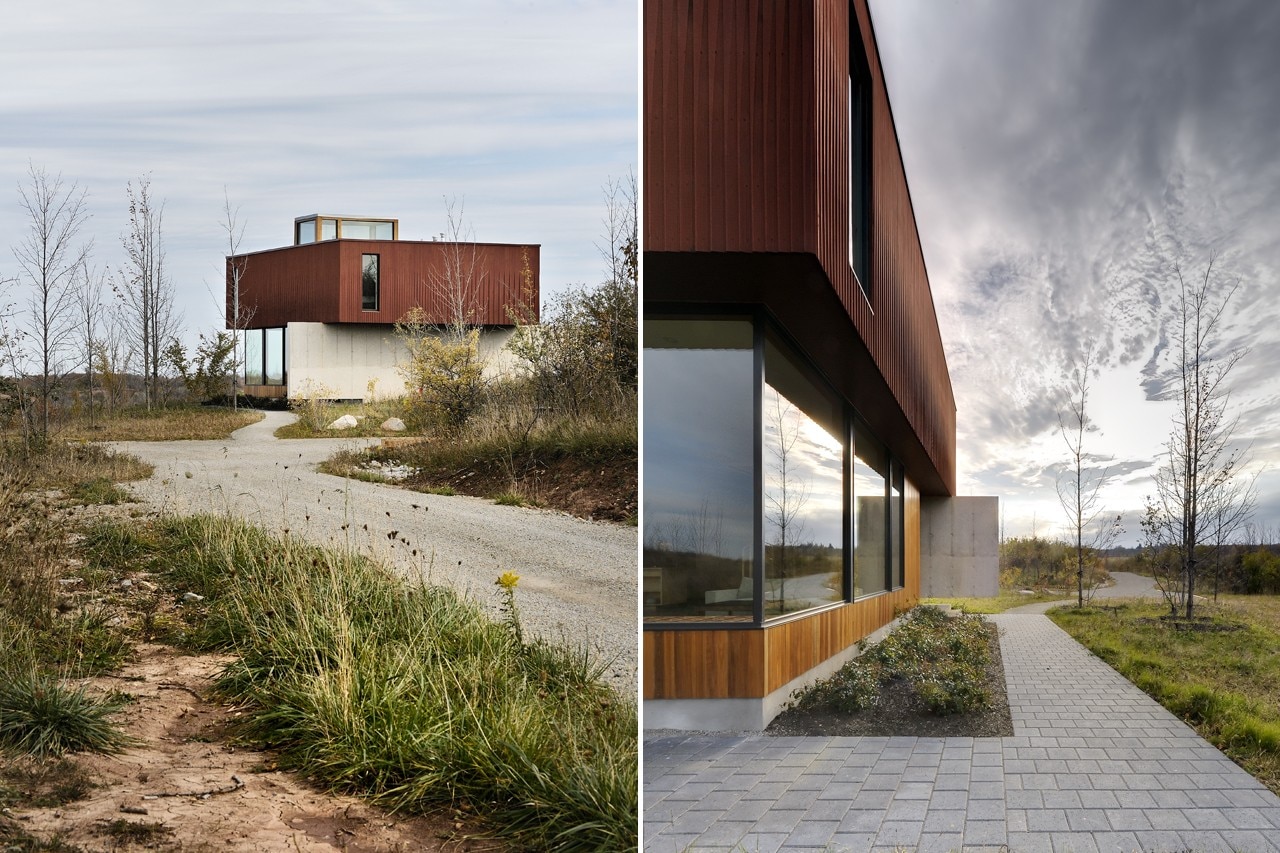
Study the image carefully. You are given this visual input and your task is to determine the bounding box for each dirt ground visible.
[4,643,503,853]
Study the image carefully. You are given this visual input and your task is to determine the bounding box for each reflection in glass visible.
[320,218,338,240]
[296,219,316,245]
[853,420,888,597]
[264,328,285,385]
[763,333,844,617]
[341,220,394,240]
[891,460,904,589]
[243,329,263,385]
[362,254,379,311]
[643,319,755,621]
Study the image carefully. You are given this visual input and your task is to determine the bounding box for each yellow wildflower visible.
[496,571,520,591]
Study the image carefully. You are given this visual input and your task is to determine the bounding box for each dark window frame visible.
[361,253,380,312]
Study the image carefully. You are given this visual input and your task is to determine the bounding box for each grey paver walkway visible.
[644,607,1280,852]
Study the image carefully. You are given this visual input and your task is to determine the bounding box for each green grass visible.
[81,515,637,852]
[65,477,133,506]
[1052,598,1280,795]
[924,590,1069,614]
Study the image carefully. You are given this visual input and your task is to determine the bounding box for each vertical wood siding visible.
[229,241,539,329]
[644,0,956,494]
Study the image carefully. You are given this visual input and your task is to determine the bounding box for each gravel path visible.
[111,410,638,690]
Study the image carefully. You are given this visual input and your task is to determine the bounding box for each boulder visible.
[328,414,359,430]
[381,417,407,432]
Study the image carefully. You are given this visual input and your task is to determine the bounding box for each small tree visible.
[1143,256,1249,619]
[116,175,181,410]
[222,190,254,409]
[13,164,92,440]
[1056,342,1122,606]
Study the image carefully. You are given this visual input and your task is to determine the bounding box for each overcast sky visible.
[0,0,636,349]
[871,0,1280,545]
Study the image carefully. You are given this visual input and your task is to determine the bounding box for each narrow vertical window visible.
[243,329,263,385]
[849,11,872,296]
[362,253,379,311]
[852,420,888,597]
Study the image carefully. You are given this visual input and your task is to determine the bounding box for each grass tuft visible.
[0,672,133,757]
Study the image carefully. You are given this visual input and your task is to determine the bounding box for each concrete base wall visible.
[643,616,905,731]
[920,495,1000,598]
[285,322,516,400]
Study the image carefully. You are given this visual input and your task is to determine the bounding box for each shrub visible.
[396,308,487,435]
[792,606,991,717]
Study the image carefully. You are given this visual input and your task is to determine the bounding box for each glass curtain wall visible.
[853,420,889,597]
[242,328,286,386]
[643,315,905,626]
[763,332,845,617]
[643,319,756,621]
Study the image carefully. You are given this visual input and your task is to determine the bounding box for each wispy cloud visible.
[873,0,1280,542]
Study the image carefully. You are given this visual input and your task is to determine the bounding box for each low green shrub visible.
[792,606,992,717]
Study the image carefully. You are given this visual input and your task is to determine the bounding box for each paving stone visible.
[641,612,1280,852]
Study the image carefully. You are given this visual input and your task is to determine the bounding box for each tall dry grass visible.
[84,515,638,851]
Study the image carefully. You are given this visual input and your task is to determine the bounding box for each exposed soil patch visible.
[3,643,502,852]
[405,451,637,523]
[765,622,1014,738]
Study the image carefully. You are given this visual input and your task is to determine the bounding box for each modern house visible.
[642,0,997,730]
[226,214,538,400]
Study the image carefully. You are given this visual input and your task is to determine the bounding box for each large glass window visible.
[264,328,285,385]
[320,218,338,241]
[642,315,906,627]
[342,219,394,240]
[853,420,888,598]
[643,319,755,622]
[362,254,379,311]
[242,327,285,386]
[296,219,316,245]
[763,332,845,617]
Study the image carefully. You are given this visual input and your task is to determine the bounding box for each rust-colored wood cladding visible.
[645,479,922,700]
[644,0,956,496]
[227,241,539,329]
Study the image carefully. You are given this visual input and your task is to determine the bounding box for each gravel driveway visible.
[111,410,638,690]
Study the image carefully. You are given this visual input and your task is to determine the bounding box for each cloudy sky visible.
[871,0,1280,545]
[0,0,636,348]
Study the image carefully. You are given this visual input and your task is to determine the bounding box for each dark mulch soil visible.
[406,451,637,523]
[765,622,1014,738]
